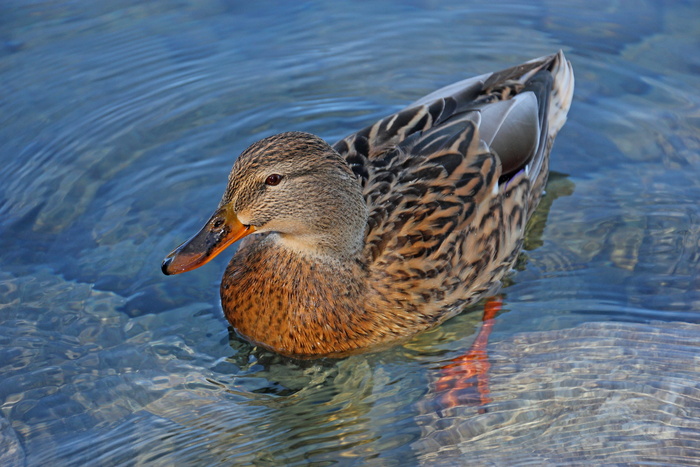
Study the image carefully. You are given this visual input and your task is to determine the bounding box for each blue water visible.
[1,0,699,465]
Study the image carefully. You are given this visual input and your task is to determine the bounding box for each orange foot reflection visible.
[432,297,502,412]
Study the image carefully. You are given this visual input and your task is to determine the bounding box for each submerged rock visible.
[416,320,700,465]
[0,415,24,467]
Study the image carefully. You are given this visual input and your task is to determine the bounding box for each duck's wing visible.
[333,51,574,312]
[333,51,573,186]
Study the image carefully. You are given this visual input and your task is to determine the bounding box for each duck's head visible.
[162,132,368,275]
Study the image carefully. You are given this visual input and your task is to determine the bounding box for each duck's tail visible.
[546,50,575,139]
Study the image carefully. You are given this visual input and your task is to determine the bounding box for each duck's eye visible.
[265,174,283,186]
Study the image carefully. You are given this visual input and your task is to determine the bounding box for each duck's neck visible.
[276,172,369,260]
[275,229,364,260]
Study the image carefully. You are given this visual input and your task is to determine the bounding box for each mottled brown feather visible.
[210,52,575,357]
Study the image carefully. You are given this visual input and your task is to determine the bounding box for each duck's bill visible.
[161,205,255,275]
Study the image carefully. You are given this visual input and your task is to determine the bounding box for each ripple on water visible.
[2,0,700,464]
[0,269,232,463]
[415,321,700,465]
[0,414,24,467]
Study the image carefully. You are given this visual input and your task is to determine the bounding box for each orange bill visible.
[161,204,255,275]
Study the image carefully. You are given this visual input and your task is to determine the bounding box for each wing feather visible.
[332,52,574,315]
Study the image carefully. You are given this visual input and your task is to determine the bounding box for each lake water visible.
[1,0,699,465]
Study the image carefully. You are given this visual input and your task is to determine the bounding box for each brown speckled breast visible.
[221,235,383,357]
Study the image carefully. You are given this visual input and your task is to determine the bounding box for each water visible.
[1,0,699,465]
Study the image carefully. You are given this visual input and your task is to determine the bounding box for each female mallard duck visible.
[163,51,574,358]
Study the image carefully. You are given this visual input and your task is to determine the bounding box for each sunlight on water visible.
[1,0,699,465]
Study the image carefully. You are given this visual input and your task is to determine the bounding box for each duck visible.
[162,51,574,358]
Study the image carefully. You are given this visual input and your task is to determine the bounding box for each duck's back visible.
[333,51,574,321]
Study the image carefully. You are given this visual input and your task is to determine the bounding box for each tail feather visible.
[547,50,575,138]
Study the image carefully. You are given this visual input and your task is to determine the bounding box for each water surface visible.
[1,0,699,465]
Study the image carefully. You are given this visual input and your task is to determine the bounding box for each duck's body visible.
[163,52,574,358]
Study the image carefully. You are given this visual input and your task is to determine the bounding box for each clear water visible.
[1,0,699,465]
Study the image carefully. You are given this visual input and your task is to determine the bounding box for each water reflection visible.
[2,0,700,464]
